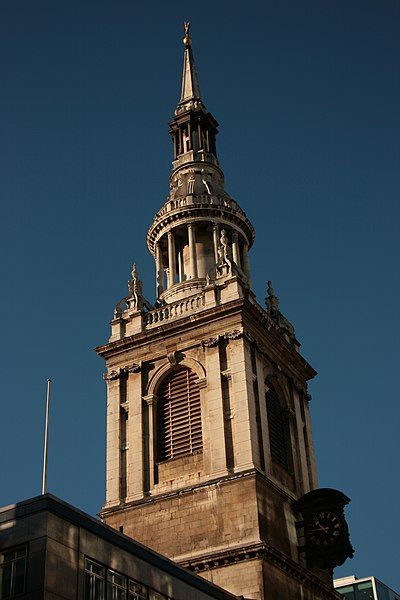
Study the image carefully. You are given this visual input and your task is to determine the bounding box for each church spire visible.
[178,22,203,110]
[146,24,255,303]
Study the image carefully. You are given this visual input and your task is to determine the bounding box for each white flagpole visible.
[41,379,52,495]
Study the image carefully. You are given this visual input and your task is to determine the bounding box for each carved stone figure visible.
[128,263,143,311]
[201,169,213,194]
[265,280,279,313]
[187,173,195,195]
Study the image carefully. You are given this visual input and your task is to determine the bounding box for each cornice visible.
[95,297,246,359]
[147,203,254,254]
[96,295,316,384]
[178,541,341,600]
[99,469,297,519]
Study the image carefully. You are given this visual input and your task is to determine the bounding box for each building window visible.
[107,570,126,600]
[336,581,374,600]
[128,580,148,600]
[156,367,202,461]
[85,558,153,600]
[0,545,27,599]
[85,559,105,600]
[265,381,291,470]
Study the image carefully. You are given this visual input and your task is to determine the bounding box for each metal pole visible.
[41,379,52,495]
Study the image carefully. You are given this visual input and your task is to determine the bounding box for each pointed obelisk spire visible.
[178,22,203,110]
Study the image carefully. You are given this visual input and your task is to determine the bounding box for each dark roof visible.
[0,494,238,600]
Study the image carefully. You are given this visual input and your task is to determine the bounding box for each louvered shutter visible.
[157,368,202,461]
[266,384,290,469]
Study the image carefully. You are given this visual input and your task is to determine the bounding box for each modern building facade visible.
[0,494,239,600]
[334,576,400,600]
[95,25,351,600]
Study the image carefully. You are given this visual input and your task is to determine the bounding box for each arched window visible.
[265,381,291,470]
[156,367,202,461]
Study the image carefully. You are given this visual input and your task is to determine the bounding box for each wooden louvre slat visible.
[266,384,290,469]
[157,367,202,461]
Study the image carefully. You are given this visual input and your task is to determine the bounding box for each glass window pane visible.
[376,581,391,600]
[337,586,356,600]
[355,581,374,600]
[128,580,148,599]
[13,559,26,595]
[0,563,13,599]
[108,570,126,587]
[1,551,16,565]
[95,577,105,599]
[86,560,104,577]
[84,572,92,600]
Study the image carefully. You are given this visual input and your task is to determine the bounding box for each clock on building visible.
[295,488,354,571]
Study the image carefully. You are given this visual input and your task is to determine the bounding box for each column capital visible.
[143,394,157,407]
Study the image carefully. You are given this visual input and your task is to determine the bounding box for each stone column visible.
[232,232,241,268]
[143,394,157,490]
[126,367,144,501]
[104,374,121,508]
[167,231,176,287]
[213,223,219,264]
[242,242,252,287]
[155,242,164,297]
[188,223,198,279]
[178,250,184,283]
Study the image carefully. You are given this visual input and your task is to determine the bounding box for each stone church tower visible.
[96,25,347,600]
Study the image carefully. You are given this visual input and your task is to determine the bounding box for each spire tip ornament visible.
[183,21,191,47]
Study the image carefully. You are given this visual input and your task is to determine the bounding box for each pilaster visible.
[104,376,121,508]
[126,367,145,501]
[229,336,258,471]
[203,342,228,477]
[292,386,311,494]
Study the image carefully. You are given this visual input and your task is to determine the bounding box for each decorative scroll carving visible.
[201,337,219,348]
[125,362,142,374]
[167,350,184,366]
[103,370,121,381]
[224,329,243,340]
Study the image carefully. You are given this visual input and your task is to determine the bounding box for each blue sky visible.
[0,0,399,591]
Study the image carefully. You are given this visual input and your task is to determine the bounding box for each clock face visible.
[305,511,342,548]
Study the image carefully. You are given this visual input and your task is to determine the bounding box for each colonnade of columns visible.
[155,223,251,298]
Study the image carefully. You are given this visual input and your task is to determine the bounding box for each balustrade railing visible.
[144,293,206,328]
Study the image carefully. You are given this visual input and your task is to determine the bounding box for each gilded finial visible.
[183,21,191,47]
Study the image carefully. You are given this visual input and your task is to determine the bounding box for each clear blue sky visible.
[1,0,399,590]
